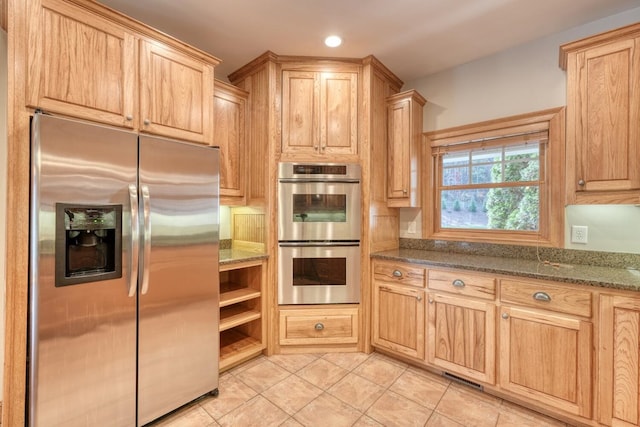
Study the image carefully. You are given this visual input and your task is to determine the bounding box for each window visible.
[424,108,565,247]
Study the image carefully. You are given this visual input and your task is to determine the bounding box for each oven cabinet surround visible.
[219,259,267,372]
[599,294,640,426]
[368,258,636,426]
[560,23,640,204]
[228,53,405,354]
[214,79,248,205]
[372,261,426,360]
[281,68,359,160]
[386,90,426,208]
[26,0,217,144]
[427,269,496,385]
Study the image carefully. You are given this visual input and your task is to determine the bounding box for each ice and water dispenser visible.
[55,204,123,286]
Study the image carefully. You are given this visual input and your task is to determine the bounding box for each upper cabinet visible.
[214,80,248,205]
[386,90,426,208]
[560,23,640,204]
[281,69,358,159]
[26,0,218,144]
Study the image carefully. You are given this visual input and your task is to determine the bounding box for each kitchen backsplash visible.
[400,238,640,270]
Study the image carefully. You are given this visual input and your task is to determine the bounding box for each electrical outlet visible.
[571,225,588,244]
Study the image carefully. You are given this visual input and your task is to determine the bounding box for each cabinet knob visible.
[428,298,434,304]
[578,179,585,186]
[392,270,403,278]
[532,292,551,302]
[314,145,319,151]
[501,312,509,320]
[416,295,422,302]
[125,115,133,121]
[452,279,465,288]
[403,189,407,194]
[143,119,151,126]
[314,322,324,331]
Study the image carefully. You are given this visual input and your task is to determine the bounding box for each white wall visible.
[0,29,8,400]
[220,205,231,240]
[400,7,640,254]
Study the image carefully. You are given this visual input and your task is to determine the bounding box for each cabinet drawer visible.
[374,262,425,287]
[500,279,592,318]
[279,308,358,345]
[428,269,496,300]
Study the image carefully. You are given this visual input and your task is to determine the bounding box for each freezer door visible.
[137,136,220,425]
[29,114,138,426]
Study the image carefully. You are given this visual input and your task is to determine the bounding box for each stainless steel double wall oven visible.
[278,163,361,304]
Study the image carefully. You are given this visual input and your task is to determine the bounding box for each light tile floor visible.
[149,352,573,427]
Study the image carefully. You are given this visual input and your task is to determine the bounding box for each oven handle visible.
[279,241,360,247]
[278,179,360,184]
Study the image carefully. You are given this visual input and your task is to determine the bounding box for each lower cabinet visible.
[599,294,640,426]
[279,306,359,346]
[498,306,592,418]
[427,293,495,384]
[219,259,266,371]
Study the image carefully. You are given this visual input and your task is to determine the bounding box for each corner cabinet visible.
[27,0,217,144]
[214,80,248,205]
[281,69,358,158]
[599,293,640,427]
[372,260,426,360]
[560,24,640,204]
[386,90,426,208]
[219,259,266,372]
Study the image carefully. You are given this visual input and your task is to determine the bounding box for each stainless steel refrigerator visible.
[28,113,220,426]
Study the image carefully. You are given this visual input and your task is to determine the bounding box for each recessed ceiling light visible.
[324,35,342,48]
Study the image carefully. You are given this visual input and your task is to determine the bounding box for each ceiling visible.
[99,0,640,83]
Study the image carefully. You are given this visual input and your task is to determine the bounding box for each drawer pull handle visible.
[314,323,325,331]
[452,279,465,288]
[392,270,403,277]
[533,292,551,302]
[502,312,509,320]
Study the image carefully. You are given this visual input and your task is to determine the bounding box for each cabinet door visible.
[27,0,136,127]
[214,82,247,204]
[427,293,495,384]
[319,72,358,155]
[282,70,319,154]
[499,306,592,418]
[140,40,214,144]
[386,90,425,208]
[372,281,425,360]
[568,37,640,201]
[599,294,640,427]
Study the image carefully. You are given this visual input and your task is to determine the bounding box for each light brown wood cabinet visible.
[219,259,266,372]
[386,90,426,208]
[426,269,496,384]
[214,80,248,205]
[27,0,216,144]
[561,24,640,204]
[498,284,593,418]
[281,69,358,158]
[372,261,426,360]
[279,306,359,346]
[599,293,640,426]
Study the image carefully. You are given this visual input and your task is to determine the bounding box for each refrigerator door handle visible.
[141,184,152,295]
[128,184,139,297]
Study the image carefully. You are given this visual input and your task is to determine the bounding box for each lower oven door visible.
[278,242,360,305]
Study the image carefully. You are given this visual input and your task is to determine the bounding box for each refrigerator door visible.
[137,135,220,425]
[29,114,138,426]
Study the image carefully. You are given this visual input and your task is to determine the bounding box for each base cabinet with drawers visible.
[426,268,496,384]
[369,258,640,426]
[372,261,426,360]
[279,306,359,349]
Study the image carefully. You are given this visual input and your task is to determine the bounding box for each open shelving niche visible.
[219,258,266,371]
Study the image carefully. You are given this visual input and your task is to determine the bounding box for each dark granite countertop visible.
[219,249,268,266]
[372,248,640,292]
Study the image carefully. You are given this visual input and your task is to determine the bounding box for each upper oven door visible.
[278,180,361,241]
